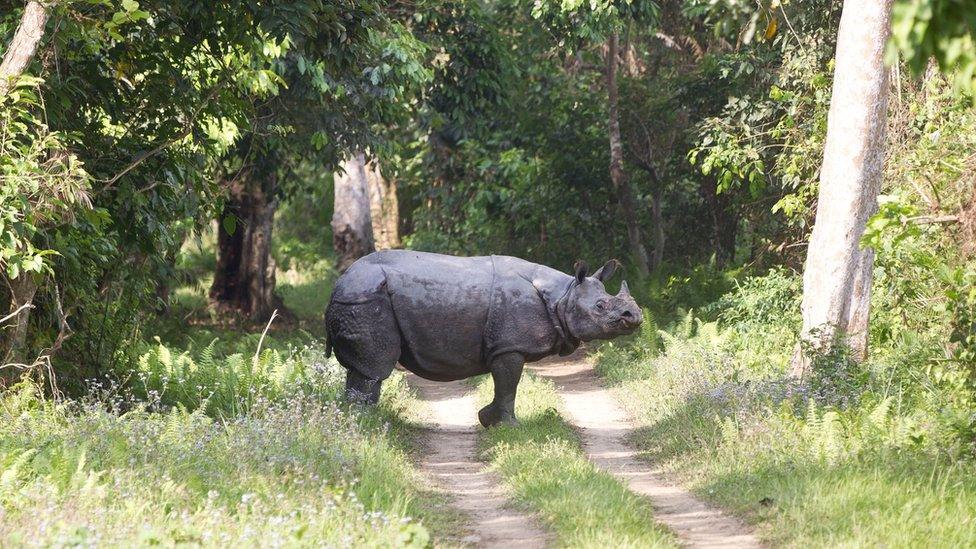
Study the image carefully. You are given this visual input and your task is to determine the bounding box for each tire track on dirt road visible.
[530,353,761,549]
[407,375,553,548]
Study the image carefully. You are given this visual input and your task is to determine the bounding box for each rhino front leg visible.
[345,369,383,405]
[478,353,525,428]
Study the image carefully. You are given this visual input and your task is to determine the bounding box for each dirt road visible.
[409,353,760,548]
[408,376,553,547]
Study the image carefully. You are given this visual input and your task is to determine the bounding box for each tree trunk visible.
[1,274,39,384]
[365,158,399,250]
[606,33,650,276]
[332,152,376,271]
[791,0,893,378]
[209,150,284,322]
[0,1,52,97]
[650,188,665,271]
[701,177,737,266]
[0,0,52,381]
[636,163,667,272]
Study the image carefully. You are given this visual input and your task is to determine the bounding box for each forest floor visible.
[410,351,758,548]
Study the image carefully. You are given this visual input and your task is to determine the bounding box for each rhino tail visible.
[324,292,336,358]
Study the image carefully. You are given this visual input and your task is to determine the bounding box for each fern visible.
[199,338,219,373]
[868,397,893,434]
[819,410,844,462]
[0,449,37,494]
[719,415,739,445]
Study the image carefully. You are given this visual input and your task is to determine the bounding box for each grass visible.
[0,229,468,546]
[474,373,677,548]
[0,338,454,547]
[277,259,339,322]
[171,228,337,326]
[595,310,976,547]
[695,451,976,546]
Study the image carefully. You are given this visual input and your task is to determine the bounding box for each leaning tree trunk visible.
[1,0,52,381]
[0,1,52,97]
[210,150,284,322]
[606,33,650,276]
[791,0,893,378]
[332,152,376,271]
[365,159,399,250]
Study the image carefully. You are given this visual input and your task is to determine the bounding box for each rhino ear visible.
[573,260,588,284]
[592,259,621,282]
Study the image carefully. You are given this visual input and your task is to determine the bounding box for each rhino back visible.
[331,251,570,378]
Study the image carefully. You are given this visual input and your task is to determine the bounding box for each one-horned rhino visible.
[324,250,642,427]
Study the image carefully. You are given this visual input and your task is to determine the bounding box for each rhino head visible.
[561,259,643,342]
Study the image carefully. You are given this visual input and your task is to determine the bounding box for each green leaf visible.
[222,215,237,236]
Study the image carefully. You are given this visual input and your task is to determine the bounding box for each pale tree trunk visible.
[0,1,52,97]
[606,33,650,276]
[791,0,893,378]
[210,150,285,322]
[332,152,375,271]
[365,159,399,250]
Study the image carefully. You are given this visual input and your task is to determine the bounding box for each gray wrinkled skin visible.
[325,250,643,426]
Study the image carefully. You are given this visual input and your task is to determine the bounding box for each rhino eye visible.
[596,300,608,311]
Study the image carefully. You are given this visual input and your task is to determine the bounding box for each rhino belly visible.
[387,271,491,381]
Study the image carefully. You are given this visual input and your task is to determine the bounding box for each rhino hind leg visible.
[326,295,401,405]
[478,352,525,428]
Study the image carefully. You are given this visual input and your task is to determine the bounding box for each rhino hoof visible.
[477,404,495,428]
[478,404,519,428]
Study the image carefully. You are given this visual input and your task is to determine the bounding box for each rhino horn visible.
[618,280,631,297]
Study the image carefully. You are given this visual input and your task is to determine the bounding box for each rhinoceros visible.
[324,250,642,426]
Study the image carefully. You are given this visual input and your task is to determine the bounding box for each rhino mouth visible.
[611,318,640,333]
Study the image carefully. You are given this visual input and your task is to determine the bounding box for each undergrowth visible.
[596,267,976,546]
[0,340,444,547]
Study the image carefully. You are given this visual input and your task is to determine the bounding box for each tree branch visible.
[96,81,226,192]
[906,214,959,225]
[0,302,32,326]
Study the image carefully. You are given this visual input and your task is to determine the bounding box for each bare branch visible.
[906,214,959,225]
[0,302,33,326]
[96,80,227,192]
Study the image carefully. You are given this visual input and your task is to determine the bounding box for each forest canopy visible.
[0,0,974,385]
